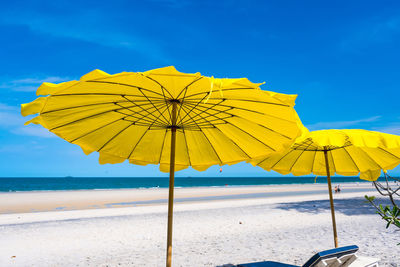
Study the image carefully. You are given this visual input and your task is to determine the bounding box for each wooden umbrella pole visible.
[166,101,178,267]
[324,148,339,248]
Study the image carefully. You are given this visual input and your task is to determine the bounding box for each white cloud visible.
[372,123,400,135]
[1,9,169,62]
[340,16,400,50]
[0,103,17,111]
[0,103,55,138]
[0,110,24,127]
[0,142,46,153]
[0,144,27,153]
[11,126,55,138]
[306,116,381,131]
[0,76,68,92]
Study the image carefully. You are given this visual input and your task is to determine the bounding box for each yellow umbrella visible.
[250,129,400,248]
[21,66,302,267]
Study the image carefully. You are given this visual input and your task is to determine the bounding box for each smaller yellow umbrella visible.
[250,129,400,247]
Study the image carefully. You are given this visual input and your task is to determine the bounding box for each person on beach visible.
[334,186,338,193]
[337,185,341,193]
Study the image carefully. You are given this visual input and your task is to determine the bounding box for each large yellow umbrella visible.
[250,129,400,248]
[21,66,302,267]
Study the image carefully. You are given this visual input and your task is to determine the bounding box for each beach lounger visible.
[237,245,379,267]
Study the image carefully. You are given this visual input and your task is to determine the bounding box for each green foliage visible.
[365,195,400,245]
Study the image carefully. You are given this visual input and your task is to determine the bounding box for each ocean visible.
[0,176,379,192]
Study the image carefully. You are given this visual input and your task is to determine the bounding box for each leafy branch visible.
[365,172,400,245]
[365,195,400,229]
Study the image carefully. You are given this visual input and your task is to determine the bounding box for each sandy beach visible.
[0,183,398,266]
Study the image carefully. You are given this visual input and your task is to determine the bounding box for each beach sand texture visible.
[0,183,398,266]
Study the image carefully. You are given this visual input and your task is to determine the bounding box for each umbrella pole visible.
[166,102,177,267]
[323,148,338,248]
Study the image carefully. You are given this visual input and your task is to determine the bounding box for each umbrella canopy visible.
[22,66,301,172]
[250,129,400,247]
[21,66,302,267]
[251,129,400,181]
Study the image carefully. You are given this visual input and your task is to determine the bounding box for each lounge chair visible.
[237,245,379,267]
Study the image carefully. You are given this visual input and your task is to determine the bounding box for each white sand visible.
[0,183,398,266]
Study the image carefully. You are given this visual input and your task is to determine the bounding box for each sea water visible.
[0,176,382,192]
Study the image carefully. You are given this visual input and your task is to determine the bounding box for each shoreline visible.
[0,182,378,214]
[0,179,376,193]
[0,176,382,193]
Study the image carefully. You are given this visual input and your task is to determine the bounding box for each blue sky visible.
[1,0,400,177]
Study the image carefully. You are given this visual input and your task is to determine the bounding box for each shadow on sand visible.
[274,196,393,216]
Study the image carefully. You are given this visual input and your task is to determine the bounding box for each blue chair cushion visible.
[236,245,359,267]
[237,261,298,267]
[302,245,359,267]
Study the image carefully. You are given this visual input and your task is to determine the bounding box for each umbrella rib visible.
[214,127,252,159]
[183,116,233,128]
[359,148,384,170]
[157,129,169,164]
[40,99,164,115]
[115,100,168,126]
[226,124,277,152]
[97,123,135,152]
[68,107,167,144]
[180,105,251,159]
[184,100,264,116]
[185,100,297,125]
[199,129,223,165]
[180,104,232,126]
[185,98,290,107]
[146,102,172,129]
[183,101,293,140]
[179,105,223,164]
[183,87,256,99]
[263,149,295,170]
[134,90,170,125]
[143,73,172,123]
[176,92,209,126]
[176,76,204,100]
[121,95,164,122]
[177,110,192,166]
[127,130,149,159]
[49,103,141,131]
[181,99,226,125]
[52,92,165,100]
[183,103,276,152]
[342,147,361,173]
[140,74,174,99]
[310,149,318,174]
[69,115,131,143]
[86,80,167,98]
[288,142,314,172]
[114,111,167,128]
[182,128,192,166]
[122,95,169,125]
[178,104,203,130]
[176,88,189,127]
[127,104,172,159]
[158,82,172,124]
[377,147,400,160]
[175,77,204,125]
[179,104,225,128]
[109,101,167,126]
[329,150,337,174]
